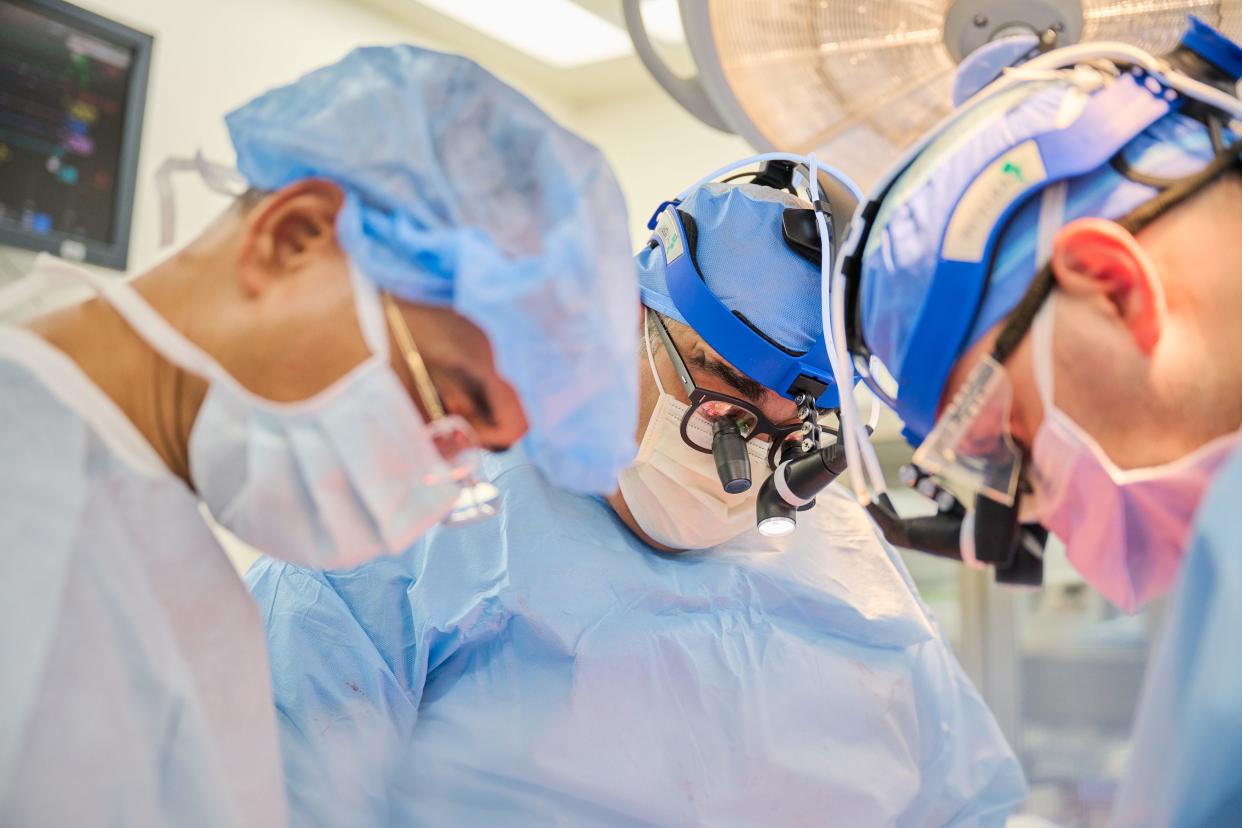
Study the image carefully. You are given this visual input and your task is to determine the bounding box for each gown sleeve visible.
[247,558,421,828]
[1109,446,1242,828]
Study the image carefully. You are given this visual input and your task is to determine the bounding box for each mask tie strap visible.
[28,255,233,387]
[1035,181,1067,270]
[155,150,248,248]
[0,255,84,317]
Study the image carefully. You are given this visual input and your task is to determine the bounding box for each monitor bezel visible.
[0,0,153,270]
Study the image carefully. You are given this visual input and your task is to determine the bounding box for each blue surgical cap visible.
[951,35,1039,107]
[859,32,1237,440]
[636,183,822,356]
[225,45,638,494]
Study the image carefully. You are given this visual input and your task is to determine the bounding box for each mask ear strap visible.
[1036,182,1067,269]
[1031,291,1057,410]
[347,261,391,360]
[643,307,667,396]
[1030,182,1067,411]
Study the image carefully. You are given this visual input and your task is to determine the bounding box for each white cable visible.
[871,39,1240,233]
[867,394,882,431]
[1011,41,1242,120]
[805,151,841,398]
[674,151,864,204]
[818,158,888,499]
[834,261,888,499]
[830,254,887,497]
[953,41,1242,138]
[807,151,888,503]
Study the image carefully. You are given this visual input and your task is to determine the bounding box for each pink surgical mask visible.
[1029,293,1239,612]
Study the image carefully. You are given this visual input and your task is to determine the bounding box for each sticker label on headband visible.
[942,140,1047,263]
[654,208,685,265]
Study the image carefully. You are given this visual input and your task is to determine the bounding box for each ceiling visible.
[356,0,687,107]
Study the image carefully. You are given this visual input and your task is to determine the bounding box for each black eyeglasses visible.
[650,312,804,471]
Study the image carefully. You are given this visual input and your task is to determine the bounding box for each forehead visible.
[669,323,800,421]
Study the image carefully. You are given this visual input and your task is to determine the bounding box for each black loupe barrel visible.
[712,419,752,494]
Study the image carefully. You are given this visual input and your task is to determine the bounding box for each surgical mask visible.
[187,266,468,568]
[617,329,770,550]
[147,153,482,566]
[1029,292,1239,612]
[96,257,463,568]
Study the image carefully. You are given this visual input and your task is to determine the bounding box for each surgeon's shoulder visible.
[0,355,95,544]
[477,445,569,510]
[479,445,539,483]
[244,557,336,622]
[0,352,87,456]
[245,549,424,639]
[0,355,100,683]
[1186,441,1242,563]
[1200,441,1242,523]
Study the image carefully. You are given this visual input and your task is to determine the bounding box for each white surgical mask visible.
[187,265,465,568]
[35,252,462,570]
[147,153,466,567]
[1029,292,1240,612]
[617,326,769,550]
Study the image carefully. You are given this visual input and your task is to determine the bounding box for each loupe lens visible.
[426,415,483,483]
[712,419,752,494]
[424,415,501,526]
[685,400,759,451]
[443,479,500,526]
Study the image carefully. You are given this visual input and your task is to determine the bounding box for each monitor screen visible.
[0,0,151,269]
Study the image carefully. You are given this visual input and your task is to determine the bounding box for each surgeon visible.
[837,17,1242,827]
[0,46,636,825]
[247,166,1027,826]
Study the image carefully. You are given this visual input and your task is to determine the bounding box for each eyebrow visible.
[685,351,768,404]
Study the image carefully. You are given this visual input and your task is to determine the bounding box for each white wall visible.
[566,85,752,247]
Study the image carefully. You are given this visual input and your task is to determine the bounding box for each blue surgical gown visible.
[1111,441,1242,827]
[247,448,1026,827]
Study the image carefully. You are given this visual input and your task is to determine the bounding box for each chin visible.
[603,491,688,553]
[622,514,688,554]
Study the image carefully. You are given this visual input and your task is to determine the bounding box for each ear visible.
[237,179,345,296]
[1049,218,1166,355]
